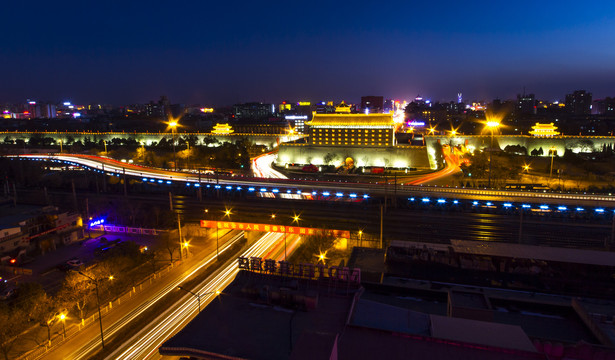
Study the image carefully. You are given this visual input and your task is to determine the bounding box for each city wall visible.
[0,131,306,149]
[426,135,615,167]
[276,143,430,169]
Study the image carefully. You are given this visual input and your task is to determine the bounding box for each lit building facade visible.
[307,113,395,147]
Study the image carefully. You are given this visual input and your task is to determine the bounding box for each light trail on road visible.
[252,151,287,179]
[8,153,615,206]
[106,232,301,360]
[41,231,244,360]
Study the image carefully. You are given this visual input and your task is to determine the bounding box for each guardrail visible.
[17,259,181,360]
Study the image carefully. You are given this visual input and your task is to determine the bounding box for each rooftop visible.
[307,113,394,127]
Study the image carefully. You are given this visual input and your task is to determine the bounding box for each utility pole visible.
[169,191,173,211]
[380,204,383,249]
[518,209,523,243]
[610,212,615,249]
[123,168,127,197]
[177,213,183,261]
[394,173,397,208]
[72,180,78,211]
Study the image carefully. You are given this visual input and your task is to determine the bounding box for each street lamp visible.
[59,139,63,153]
[103,140,107,154]
[358,230,363,247]
[484,119,501,188]
[177,286,221,313]
[216,208,232,260]
[78,271,106,348]
[169,121,178,171]
[287,214,301,260]
[182,241,190,258]
[58,313,67,339]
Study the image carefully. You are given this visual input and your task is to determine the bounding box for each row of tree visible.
[0,240,156,360]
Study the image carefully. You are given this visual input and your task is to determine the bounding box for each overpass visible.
[7,154,615,209]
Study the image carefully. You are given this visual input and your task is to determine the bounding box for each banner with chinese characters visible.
[199,220,350,238]
[237,256,361,285]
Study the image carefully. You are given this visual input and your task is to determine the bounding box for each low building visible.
[161,268,615,359]
[0,204,83,259]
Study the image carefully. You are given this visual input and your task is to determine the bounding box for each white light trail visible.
[252,152,287,179]
[106,232,300,360]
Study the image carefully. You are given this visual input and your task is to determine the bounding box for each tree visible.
[291,230,336,264]
[14,282,47,322]
[0,304,27,360]
[57,272,93,322]
[323,153,338,166]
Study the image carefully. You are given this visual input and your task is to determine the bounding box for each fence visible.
[17,259,181,360]
[89,224,164,236]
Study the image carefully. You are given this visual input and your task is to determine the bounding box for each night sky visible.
[2,0,615,105]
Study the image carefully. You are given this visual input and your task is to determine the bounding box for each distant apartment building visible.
[233,102,274,120]
[565,90,592,115]
[516,93,536,115]
[592,97,615,116]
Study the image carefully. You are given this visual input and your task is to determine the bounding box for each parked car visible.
[66,258,84,268]
[0,287,15,300]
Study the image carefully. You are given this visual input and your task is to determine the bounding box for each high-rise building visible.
[565,90,592,115]
[232,102,274,120]
[516,93,536,115]
[361,96,384,113]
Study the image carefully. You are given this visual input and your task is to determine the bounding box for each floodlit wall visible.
[276,144,430,168]
[426,135,615,157]
[0,132,306,149]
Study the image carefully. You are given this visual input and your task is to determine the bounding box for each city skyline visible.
[2,1,615,105]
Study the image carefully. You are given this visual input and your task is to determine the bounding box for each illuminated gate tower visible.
[307,113,396,147]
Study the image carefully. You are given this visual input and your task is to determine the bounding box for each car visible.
[66,259,84,268]
[0,288,15,300]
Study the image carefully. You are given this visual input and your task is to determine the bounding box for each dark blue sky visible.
[2,0,614,105]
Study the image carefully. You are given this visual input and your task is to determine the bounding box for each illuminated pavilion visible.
[529,123,560,137]
[211,123,234,135]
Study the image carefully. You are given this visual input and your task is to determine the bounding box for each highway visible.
[252,151,287,179]
[7,153,615,207]
[106,232,300,360]
[37,230,301,360]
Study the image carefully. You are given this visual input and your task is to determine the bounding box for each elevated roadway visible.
[7,153,615,208]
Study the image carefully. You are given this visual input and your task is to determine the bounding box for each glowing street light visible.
[428,126,436,135]
[317,250,328,264]
[58,312,67,339]
[216,208,233,260]
[169,120,179,171]
[484,116,501,188]
[522,164,531,172]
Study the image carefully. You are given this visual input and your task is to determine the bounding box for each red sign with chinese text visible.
[200,220,350,238]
